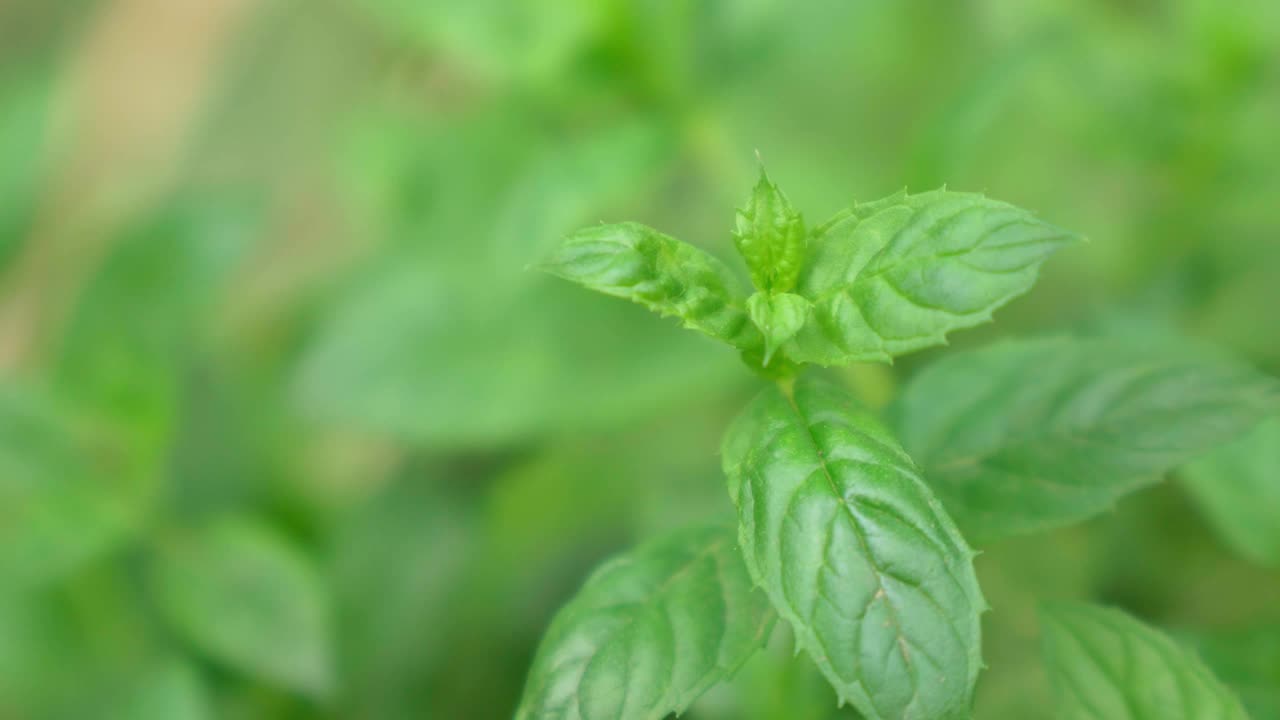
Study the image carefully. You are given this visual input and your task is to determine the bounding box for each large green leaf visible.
[516,526,774,720]
[149,518,333,698]
[539,222,759,349]
[1040,603,1249,720]
[891,338,1280,543]
[1181,416,1280,568]
[788,190,1079,365]
[722,376,984,719]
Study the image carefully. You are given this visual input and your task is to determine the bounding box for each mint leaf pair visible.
[540,168,1080,373]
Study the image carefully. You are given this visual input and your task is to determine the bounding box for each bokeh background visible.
[2,0,1278,718]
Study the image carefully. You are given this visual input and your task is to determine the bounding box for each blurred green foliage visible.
[1,0,1278,718]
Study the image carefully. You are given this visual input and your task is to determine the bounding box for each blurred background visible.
[1,0,1278,718]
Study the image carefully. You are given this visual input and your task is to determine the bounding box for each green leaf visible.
[55,192,257,454]
[789,190,1079,365]
[1181,416,1280,568]
[1040,603,1250,720]
[734,168,806,293]
[539,222,759,349]
[1189,623,1280,720]
[149,518,333,698]
[0,386,145,588]
[746,292,809,367]
[516,526,774,720]
[890,338,1280,544]
[722,376,984,719]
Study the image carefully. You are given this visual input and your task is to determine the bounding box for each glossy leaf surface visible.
[722,377,983,719]
[892,338,1280,543]
[539,222,759,349]
[789,191,1078,365]
[517,526,774,720]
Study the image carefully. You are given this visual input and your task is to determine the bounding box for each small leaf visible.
[1040,603,1250,720]
[538,222,759,349]
[891,338,1280,544]
[149,518,333,698]
[1181,416,1280,568]
[516,526,774,720]
[722,377,984,720]
[790,190,1079,365]
[734,167,806,293]
[746,292,809,366]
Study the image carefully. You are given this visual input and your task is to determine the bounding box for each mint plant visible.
[518,167,1280,719]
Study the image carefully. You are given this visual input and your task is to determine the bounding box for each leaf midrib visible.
[778,386,915,685]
